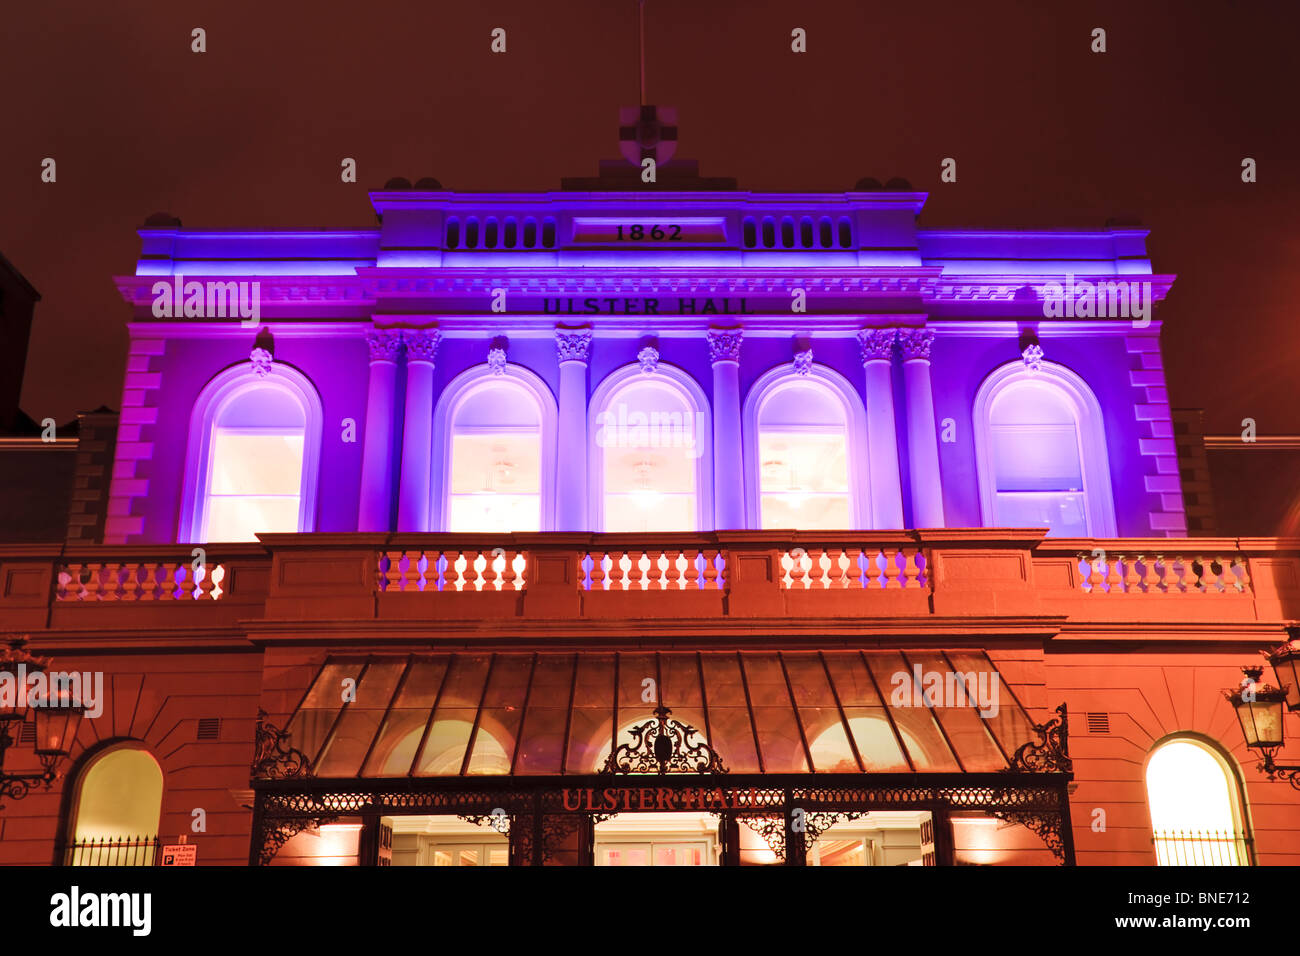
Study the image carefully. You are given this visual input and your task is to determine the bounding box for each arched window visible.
[972,360,1116,537]
[68,745,164,865]
[433,365,557,532]
[1146,736,1251,865]
[180,362,322,543]
[743,366,869,529]
[590,365,712,532]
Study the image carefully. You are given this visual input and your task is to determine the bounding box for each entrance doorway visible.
[388,815,508,866]
[594,812,718,865]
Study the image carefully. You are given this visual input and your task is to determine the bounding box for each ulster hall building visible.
[2,124,1299,868]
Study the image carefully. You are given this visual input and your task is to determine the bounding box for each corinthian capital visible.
[366,330,404,363]
[856,328,896,364]
[897,328,935,362]
[555,327,593,364]
[403,329,441,365]
[707,328,743,365]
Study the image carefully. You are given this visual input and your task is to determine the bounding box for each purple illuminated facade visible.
[107,188,1178,544]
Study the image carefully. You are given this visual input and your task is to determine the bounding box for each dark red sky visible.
[4,0,1297,433]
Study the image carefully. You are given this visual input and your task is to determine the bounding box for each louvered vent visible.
[1086,712,1110,734]
[197,718,221,741]
[19,722,36,745]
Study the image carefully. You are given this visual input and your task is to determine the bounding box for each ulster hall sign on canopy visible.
[3,110,1300,869]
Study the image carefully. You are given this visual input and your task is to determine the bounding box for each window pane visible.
[210,431,304,495]
[449,431,541,532]
[600,380,700,532]
[759,432,848,494]
[205,495,300,542]
[604,493,695,533]
[760,494,851,530]
[565,654,615,774]
[1147,740,1244,865]
[758,406,850,529]
[740,653,808,773]
[515,654,576,775]
[363,657,451,776]
[699,653,761,773]
[448,493,540,532]
[465,654,533,775]
[994,491,1087,536]
[990,424,1082,491]
[450,434,540,493]
[313,661,408,777]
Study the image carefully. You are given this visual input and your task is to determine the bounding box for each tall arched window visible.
[68,745,164,865]
[743,365,870,529]
[590,365,712,532]
[1146,736,1251,865]
[972,360,1116,537]
[433,365,557,532]
[448,381,542,532]
[180,363,323,542]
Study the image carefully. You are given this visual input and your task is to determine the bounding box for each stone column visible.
[397,329,441,532]
[707,328,745,530]
[358,330,403,531]
[856,329,905,528]
[898,328,945,528]
[555,327,592,531]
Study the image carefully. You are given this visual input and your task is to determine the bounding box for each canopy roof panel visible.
[285,650,1039,778]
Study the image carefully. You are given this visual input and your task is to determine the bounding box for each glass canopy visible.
[285,650,1040,778]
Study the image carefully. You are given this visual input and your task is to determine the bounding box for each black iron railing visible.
[1152,828,1252,866]
[63,835,159,866]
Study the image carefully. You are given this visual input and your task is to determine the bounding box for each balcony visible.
[2,531,1299,639]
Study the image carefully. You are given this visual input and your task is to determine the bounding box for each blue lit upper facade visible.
[108,185,1179,545]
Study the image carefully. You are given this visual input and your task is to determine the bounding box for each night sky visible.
[4,0,1297,435]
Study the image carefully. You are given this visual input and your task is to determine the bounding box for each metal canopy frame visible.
[249,706,1076,866]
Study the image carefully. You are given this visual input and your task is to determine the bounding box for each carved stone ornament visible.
[856,328,896,363]
[896,328,935,362]
[403,329,441,364]
[706,329,743,364]
[487,346,508,375]
[366,330,404,363]
[793,347,814,377]
[637,345,660,374]
[1022,342,1045,373]
[601,705,728,775]
[555,328,593,364]
[249,347,273,378]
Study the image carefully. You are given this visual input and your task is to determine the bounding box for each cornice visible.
[114,275,375,306]
[369,189,931,214]
[112,268,1177,307]
[352,266,946,297]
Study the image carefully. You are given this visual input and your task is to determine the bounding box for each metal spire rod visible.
[638,0,646,105]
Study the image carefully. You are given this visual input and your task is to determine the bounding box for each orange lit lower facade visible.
[1,529,1298,866]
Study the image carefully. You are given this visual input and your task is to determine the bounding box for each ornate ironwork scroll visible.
[540,814,584,864]
[987,806,1066,862]
[1006,703,1073,774]
[735,812,786,861]
[251,709,313,779]
[802,810,867,846]
[255,815,341,867]
[511,816,535,865]
[601,705,727,775]
[458,812,512,835]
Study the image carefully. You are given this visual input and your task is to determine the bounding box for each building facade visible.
[2,143,1298,866]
